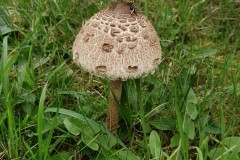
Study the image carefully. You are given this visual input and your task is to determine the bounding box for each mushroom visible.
[72,1,162,134]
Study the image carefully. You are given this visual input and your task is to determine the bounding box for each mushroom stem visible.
[105,80,123,134]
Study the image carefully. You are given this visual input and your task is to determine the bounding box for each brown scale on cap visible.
[73,2,162,80]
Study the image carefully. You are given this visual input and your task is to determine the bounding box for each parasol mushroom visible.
[72,0,162,134]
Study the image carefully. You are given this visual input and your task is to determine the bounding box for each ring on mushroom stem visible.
[72,1,162,134]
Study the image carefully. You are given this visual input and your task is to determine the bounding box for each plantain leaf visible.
[149,130,162,159]
[82,132,99,151]
[63,118,82,136]
[96,135,117,150]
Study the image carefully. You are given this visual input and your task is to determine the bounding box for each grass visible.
[0,0,240,159]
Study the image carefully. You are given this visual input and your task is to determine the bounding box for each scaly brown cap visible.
[73,2,162,80]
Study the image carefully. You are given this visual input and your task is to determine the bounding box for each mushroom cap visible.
[73,2,162,80]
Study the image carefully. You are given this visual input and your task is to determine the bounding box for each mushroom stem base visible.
[105,80,122,134]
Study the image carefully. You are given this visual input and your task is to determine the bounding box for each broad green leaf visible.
[187,88,197,104]
[44,108,127,148]
[63,118,82,136]
[147,118,175,130]
[222,137,240,153]
[97,135,117,149]
[208,147,223,159]
[0,25,13,35]
[187,118,195,140]
[183,117,195,140]
[50,152,70,160]
[206,119,221,134]
[186,103,198,120]
[192,48,218,60]
[25,92,36,103]
[208,147,239,160]
[82,123,101,137]
[149,130,161,159]
[116,150,140,160]
[44,108,105,132]
[22,92,36,115]
[186,88,198,120]
[208,147,228,160]
[82,132,99,151]
[170,134,180,148]
[42,118,52,134]
[22,102,33,115]
[227,153,240,160]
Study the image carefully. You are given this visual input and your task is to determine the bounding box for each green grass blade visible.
[1,35,18,158]
[38,82,48,160]
[143,0,148,16]
[43,107,59,160]
[135,79,150,159]
[48,62,66,80]
[22,139,36,159]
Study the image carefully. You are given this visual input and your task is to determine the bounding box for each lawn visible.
[0,0,240,159]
